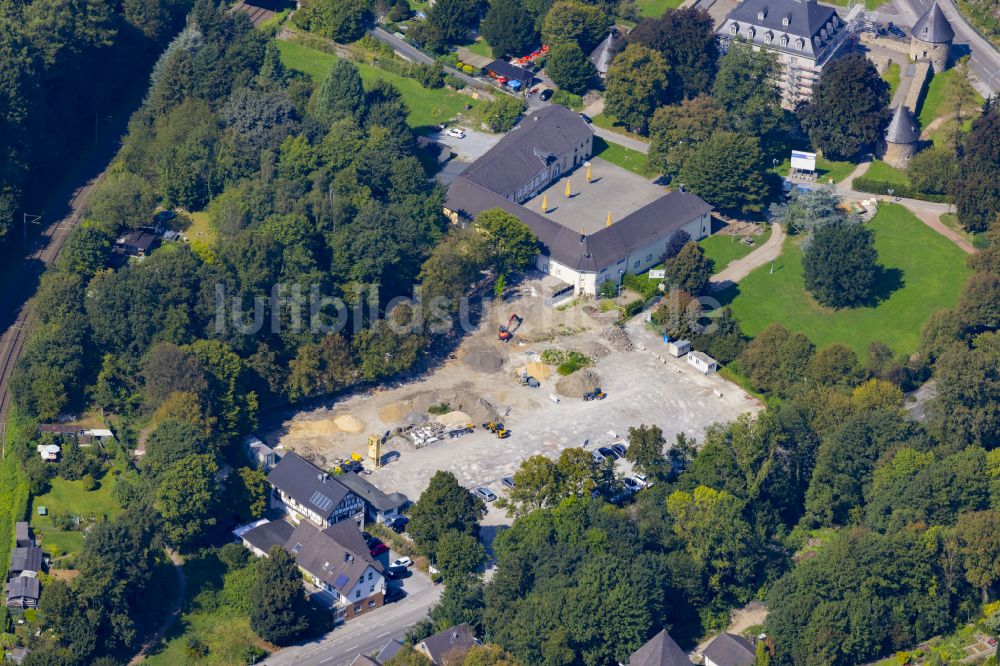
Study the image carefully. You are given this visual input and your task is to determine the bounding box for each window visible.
[780,35,788,46]
[354,604,362,613]
[368,599,376,607]
[757,9,765,19]
[356,590,361,599]
[370,584,375,593]
[796,38,804,50]
[633,260,640,269]
[729,23,737,35]
[782,16,789,26]
[645,254,653,262]
[747,27,755,39]
[764,32,773,44]
[368,572,372,581]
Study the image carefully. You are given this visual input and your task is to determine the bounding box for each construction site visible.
[260,279,761,513]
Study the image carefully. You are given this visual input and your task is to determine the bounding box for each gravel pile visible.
[463,348,505,373]
[601,324,634,352]
[556,369,603,397]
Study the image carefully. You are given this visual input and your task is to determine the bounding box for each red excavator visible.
[498,314,523,342]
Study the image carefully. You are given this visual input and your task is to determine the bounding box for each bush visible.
[415,61,445,88]
[185,636,209,660]
[428,403,451,414]
[483,94,525,132]
[550,89,583,110]
[598,278,618,299]
[623,298,645,317]
[462,64,475,75]
[541,349,592,375]
[444,75,466,89]
[852,177,953,203]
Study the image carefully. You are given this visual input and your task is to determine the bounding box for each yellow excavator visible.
[481,421,510,439]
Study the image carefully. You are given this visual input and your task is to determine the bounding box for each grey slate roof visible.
[445,177,711,273]
[9,547,42,574]
[702,633,755,666]
[15,522,30,548]
[483,59,533,86]
[721,0,842,60]
[376,638,406,663]
[285,520,382,595]
[628,629,692,666]
[336,472,408,512]
[349,655,380,666]
[242,519,295,555]
[5,577,40,602]
[460,106,593,198]
[417,623,479,664]
[590,29,626,75]
[266,452,352,522]
[885,104,919,144]
[912,2,954,43]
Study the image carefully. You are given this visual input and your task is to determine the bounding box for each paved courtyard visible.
[522,157,666,234]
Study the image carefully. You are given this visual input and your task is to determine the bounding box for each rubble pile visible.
[601,323,634,352]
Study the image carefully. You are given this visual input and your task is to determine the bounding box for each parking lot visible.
[263,287,761,523]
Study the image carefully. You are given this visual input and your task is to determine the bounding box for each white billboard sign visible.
[648,269,666,279]
[790,150,817,172]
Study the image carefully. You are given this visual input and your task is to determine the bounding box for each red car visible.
[369,541,389,557]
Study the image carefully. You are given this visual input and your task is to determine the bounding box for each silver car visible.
[473,487,497,502]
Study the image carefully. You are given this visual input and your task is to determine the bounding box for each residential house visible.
[717,0,850,109]
[9,547,43,577]
[266,452,365,528]
[335,472,408,525]
[444,106,713,296]
[243,434,281,472]
[350,656,380,666]
[5,577,40,610]
[703,633,756,666]
[376,639,406,663]
[627,629,692,666]
[237,518,295,558]
[117,230,160,257]
[415,623,480,664]
[286,520,385,621]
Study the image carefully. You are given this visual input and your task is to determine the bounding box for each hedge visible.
[851,176,953,204]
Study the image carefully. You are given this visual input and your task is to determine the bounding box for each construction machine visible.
[482,421,510,438]
[583,387,607,401]
[498,314,524,342]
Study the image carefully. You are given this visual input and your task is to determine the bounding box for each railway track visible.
[0,166,112,455]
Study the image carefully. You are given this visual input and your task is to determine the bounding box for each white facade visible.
[273,489,365,529]
[687,351,719,374]
[337,565,385,609]
[535,212,711,296]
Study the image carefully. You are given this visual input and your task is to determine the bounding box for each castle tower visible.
[910,2,954,72]
[882,105,919,169]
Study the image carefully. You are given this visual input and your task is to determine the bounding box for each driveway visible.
[263,552,440,666]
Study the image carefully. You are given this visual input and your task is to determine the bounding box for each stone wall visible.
[904,61,932,114]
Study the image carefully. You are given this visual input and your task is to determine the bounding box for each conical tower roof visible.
[589,30,625,76]
[885,105,919,144]
[912,2,954,43]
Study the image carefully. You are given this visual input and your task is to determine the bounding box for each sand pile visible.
[288,418,338,437]
[463,347,505,373]
[333,415,365,433]
[556,369,603,397]
[435,410,472,427]
[521,361,553,380]
[578,340,610,360]
[379,402,411,422]
[601,324,634,352]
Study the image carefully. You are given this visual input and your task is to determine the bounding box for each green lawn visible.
[916,68,983,129]
[591,114,649,143]
[465,38,493,58]
[700,227,773,271]
[276,39,482,128]
[30,469,121,559]
[865,160,911,187]
[771,155,857,184]
[593,136,654,178]
[719,204,971,357]
[882,62,901,99]
[636,0,684,17]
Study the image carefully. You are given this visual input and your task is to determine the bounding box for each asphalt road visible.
[262,562,441,666]
[890,0,1000,96]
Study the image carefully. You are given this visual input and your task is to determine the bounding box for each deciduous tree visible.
[802,219,880,308]
[408,470,485,558]
[712,40,782,136]
[678,131,769,215]
[250,546,311,644]
[604,44,669,134]
[546,42,595,95]
[480,0,537,58]
[628,7,717,100]
[647,94,725,176]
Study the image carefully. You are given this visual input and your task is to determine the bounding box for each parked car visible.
[445,127,465,138]
[385,586,407,603]
[501,476,515,489]
[611,443,627,458]
[362,531,374,545]
[623,477,643,492]
[473,487,497,502]
[592,450,606,463]
[392,557,413,568]
[385,565,407,579]
[539,88,553,101]
[387,515,409,533]
[370,541,389,556]
[579,113,592,123]
[633,473,653,488]
[598,446,618,460]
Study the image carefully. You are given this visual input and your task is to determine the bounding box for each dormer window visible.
[747,27,756,39]
[820,28,828,40]
[764,32,773,43]
[780,35,789,46]
[730,23,738,35]
[782,16,790,26]
[757,9,766,19]
[796,38,804,49]
[814,35,822,46]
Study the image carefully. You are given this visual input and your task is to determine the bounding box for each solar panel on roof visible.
[309,490,334,511]
[334,573,349,589]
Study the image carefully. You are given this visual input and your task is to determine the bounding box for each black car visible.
[387,515,409,534]
[598,446,619,460]
[385,565,408,579]
[362,531,374,545]
[539,88,553,101]
[611,443,627,458]
[385,586,407,603]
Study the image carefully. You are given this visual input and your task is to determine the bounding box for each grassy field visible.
[916,68,983,129]
[30,469,121,559]
[700,227,773,271]
[865,160,911,187]
[882,62,901,99]
[771,155,857,184]
[636,0,685,17]
[465,38,493,58]
[591,114,649,143]
[593,136,655,178]
[0,415,31,633]
[276,40,482,129]
[719,204,971,357]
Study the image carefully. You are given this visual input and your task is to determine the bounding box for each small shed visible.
[667,340,691,358]
[483,59,533,91]
[687,351,718,374]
